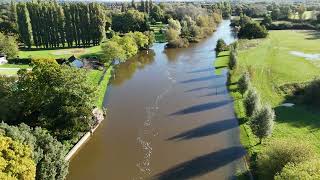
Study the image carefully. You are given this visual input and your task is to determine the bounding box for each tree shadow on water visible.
[169,100,231,116]
[187,68,214,74]
[180,75,223,84]
[167,118,238,141]
[152,146,246,180]
[184,84,225,93]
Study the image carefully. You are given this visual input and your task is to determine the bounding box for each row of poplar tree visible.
[16,1,107,49]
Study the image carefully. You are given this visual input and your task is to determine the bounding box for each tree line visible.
[15,1,107,49]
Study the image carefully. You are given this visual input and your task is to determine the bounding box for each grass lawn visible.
[214,51,229,75]
[19,45,103,59]
[150,22,166,43]
[0,64,31,76]
[87,67,113,108]
[221,30,320,158]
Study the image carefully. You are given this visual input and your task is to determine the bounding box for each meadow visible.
[217,30,320,154]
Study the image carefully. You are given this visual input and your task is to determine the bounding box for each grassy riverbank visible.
[88,67,113,108]
[216,30,320,175]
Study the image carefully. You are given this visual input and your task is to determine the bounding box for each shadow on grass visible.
[217,54,229,58]
[305,31,320,40]
[274,105,320,129]
[167,118,238,141]
[169,100,231,116]
[152,146,246,180]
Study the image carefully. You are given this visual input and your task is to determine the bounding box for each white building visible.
[0,54,7,65]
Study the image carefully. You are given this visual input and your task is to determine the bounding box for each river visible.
[67,20,246,180]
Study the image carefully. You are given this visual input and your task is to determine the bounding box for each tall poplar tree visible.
[16,2,33,48]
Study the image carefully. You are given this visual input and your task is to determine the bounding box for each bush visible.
[250,104,274,143]
[238,72,250,95]
[229,50,237,70]
[0,32,19,59]
[244,87,260,117]
[302,79,320,106]
[238,22,268,39]
[31,57,57,65]
[215,39,228,57]
[275,160,320,179]
[257,139,317,179]
[7,58,31,64]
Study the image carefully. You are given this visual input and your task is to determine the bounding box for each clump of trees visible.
[14,1,108,48]
[0,123,69,180]
[111,9,149,33]
[164,4,222,48]
[0,32,18,58]
[238,72,250,95]
[0,134,36,180]
[101,31,154,63]
[238,22,268,39]
[0,62,97,141]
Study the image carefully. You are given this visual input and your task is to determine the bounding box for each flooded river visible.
[68,20,245,180]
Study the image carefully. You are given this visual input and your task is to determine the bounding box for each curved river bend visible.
[68,20,245,180]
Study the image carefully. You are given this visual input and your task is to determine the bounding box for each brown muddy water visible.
[67,20,246,180]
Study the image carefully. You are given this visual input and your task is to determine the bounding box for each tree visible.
[111,10,149,33]
[238,22,268,39]
[297,4,306,20]
[0,32,18,58]
[0,123,69,180]
[131,0,137,9]
[16,2,33,48]
[0,135,36,180]
[215,39,228,57]
[261,15,272,28]
[275,160,320,179]
[244,87,260,117]
[0,62,96,140]
[250,105,275,143]
[228,50,237,70]
[150,5,164,22]
[238,72,250,95]
[101,40,126,63]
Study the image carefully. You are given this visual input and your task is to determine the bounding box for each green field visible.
[0,64,31,76]
[150,22,166,43]
[221,30,320,155]
[19,45,103,59]
[214,51,229,75]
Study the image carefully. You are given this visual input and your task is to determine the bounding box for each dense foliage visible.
[111,9,149,33]
[0,1,17,35]
[238,22,268,39]
[275,160,320,179]
[15,1,107,48]
[0,123,69,180]
[257,139,317,179]
[0,135,36,180]
[244,87,260,117]
[0,62,96,141]
[101,31,154,63]
[0,32,18,58]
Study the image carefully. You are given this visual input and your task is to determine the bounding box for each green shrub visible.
[228,50,237,70]
[238,72,250,95]
[257,139,316,179]
[302,79,320,107]
[250,104,274,143]
[215,39,228,57]
[244,87,260,117]
[275,160,320,180]
[238,22,268,39]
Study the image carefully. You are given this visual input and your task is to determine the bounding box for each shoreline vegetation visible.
[216,29,320,178]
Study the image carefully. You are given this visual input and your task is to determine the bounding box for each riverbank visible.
[220,30,320,178]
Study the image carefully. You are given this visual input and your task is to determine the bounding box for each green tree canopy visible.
[0,32,18,58]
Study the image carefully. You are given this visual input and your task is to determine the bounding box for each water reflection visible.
[111,50,155,86]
